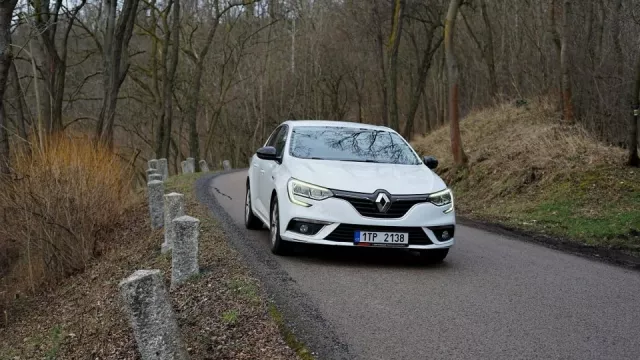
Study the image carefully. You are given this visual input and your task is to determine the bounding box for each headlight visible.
[287,178,333,207]
[429,188,453,207]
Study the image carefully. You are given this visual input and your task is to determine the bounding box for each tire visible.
[244,185,263,230]
[269,197,293,255]
[418,248,449,264]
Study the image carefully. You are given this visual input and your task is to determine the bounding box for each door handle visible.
[260,170,265,174]
[253,163,258,167]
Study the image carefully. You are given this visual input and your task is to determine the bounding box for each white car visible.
[245,121,455,262]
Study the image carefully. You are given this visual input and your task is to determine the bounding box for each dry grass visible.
[413,99,625,199]
[0,173,297,360]
[412,98,639,252]
[0,135,135,303]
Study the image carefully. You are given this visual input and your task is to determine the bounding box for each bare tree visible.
[155,0,181,159]
[445,0,467,165]
[461,0,497,99]
[403,5,441,141]
[29,0,87,133]
[95,0,141,148]
[387,0,405,131]
[0,0,18,174]
[629,55,640,167]
[560,0,574,123]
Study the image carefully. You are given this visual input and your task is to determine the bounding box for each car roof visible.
[282,120,394,132]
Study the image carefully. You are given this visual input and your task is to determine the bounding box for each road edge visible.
[458,216,640,271]
[195,170,353,360]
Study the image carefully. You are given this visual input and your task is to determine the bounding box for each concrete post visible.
[171,216,200,288]
[119,270,188,360]
[148,159,158,170]
[157,158,169,181]
[185,158,195,173]
[198,160,209,172]
[149,173,163,182]
[162,193,184,253]
[222,160,231,170]
[146,168,159,181]
[148,180,164,230]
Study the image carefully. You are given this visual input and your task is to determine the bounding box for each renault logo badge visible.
[375,192,392,213]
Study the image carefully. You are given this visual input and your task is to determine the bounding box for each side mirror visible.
[256,146,278,161]
[423,156,438,169]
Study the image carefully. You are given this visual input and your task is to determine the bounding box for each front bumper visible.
[277,191,455,250]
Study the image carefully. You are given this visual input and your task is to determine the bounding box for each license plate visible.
[354,231,409,246]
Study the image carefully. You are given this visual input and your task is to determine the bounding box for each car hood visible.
[286,158,447,195]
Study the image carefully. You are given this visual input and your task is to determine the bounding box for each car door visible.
[254,126,283,218]
[259,125,288,215]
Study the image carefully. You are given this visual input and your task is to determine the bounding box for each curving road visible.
[202,170,640,360]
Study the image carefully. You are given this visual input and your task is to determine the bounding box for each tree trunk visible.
[560,0,574,123]
[374,11,389,127]
[0,0,17,174]
[188,62,204,171]
[387,0,405,131]
[629,56,640,167]
[480,0,497,99]
[162,0,180,158]
[10,61,27,141]
[95,0,140,148]
[445,0,468,165]
[155,0,180,159]
[403,27,437,141]
[422,83,431,134]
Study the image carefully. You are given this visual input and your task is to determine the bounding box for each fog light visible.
[429,226,455,242]
[286,219,328,235]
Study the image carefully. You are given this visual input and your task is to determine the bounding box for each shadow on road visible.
[255,232,453,270]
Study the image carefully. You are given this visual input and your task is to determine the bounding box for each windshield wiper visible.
[338,159,384,163]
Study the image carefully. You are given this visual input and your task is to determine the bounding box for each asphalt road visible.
[204,170,640,360]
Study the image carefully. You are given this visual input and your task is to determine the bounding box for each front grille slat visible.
[325,224,433,245]
[333,191,427,219]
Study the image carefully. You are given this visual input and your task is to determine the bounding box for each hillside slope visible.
[412,100,639,257]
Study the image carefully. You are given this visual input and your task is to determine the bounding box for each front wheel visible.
[269,198,293,255]
[245,185,263,230]
[418,248,449,264]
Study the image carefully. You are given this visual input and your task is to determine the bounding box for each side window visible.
[274,126,288,157]
[265,126,282,147]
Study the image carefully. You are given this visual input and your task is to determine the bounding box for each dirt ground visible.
[0,180,298,360]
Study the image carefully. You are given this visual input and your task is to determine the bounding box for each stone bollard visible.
[181,161,187,174]
[148,159,158,170]
[119,270,188,360]
[185,158,195,173]
[148,180,164,230]
[171,216,200,288]
[157,158,169,181]
[149,173,163,182]
[222,160,231,170]
[146,168,159,181]
[198,160,209,172]
[162,193,184,253]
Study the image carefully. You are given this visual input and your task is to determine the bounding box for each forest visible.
[0,0,638,178]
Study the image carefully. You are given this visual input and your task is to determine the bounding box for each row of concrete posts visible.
[117,155,236,360]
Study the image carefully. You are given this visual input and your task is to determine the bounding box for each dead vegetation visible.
[0,173,297,360]
[0,135,134,312]
[413,99,639,253]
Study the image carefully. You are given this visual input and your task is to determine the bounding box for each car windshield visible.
[288,126,422,165]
